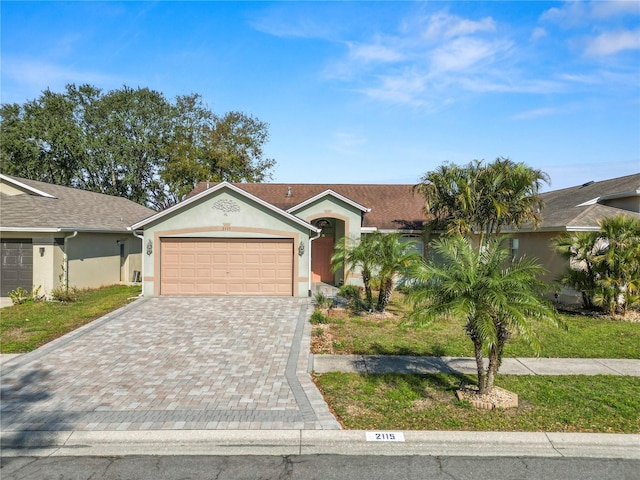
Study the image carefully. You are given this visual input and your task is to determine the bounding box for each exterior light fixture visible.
[298,241,305,256]
[39,247,45,257]
[146,239,153,256]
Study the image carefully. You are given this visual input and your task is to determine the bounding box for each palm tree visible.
[414,158,549,250]
[594,216,640,315]
[551,231,601,309]
[406,236,560,394]
[552,215,640,315]
[373,233,423,312]
[331,235,378,310]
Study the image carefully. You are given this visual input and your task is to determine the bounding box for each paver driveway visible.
[1,297,340,433]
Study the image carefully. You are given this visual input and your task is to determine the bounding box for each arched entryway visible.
[311,218,337,284]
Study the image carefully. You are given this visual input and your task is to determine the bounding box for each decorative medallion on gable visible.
[212,199,241,216]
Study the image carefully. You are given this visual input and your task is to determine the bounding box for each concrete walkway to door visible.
[0,297,341,434]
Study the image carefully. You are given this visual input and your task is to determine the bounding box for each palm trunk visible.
[362,268,373,311]
[376,277,393,312]
[466,323,487,394]
[487,322,511,393]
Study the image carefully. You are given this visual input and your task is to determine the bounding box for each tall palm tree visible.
[406,235,560,394]
[414,158,549,249]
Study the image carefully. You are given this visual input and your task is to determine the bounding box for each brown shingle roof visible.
[189,182,428,230]
[539,173,640,229]
[1,175,155,231]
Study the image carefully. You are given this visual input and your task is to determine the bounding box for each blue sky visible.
[2,1,639,191]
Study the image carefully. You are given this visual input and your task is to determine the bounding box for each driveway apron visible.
[1,297,340,432]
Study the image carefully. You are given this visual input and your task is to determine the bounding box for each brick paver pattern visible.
[1,297,340,431]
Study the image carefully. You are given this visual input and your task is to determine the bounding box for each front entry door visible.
[311,235,335,283]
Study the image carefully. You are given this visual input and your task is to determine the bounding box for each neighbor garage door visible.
[160,238,293,296]
[1,239,33,296]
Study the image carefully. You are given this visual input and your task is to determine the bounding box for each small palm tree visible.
[406,235,561,394]
[551,231,601,309]
[331,235,378,310]
[373,233,422,312]
[552,215,640,315]
[594,216,640,315]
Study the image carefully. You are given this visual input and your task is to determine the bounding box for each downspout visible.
[308,229,322,297]
[132,230,145,297]
[63,231,78,292]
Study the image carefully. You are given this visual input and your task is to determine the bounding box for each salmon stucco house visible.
[129,182,427,297]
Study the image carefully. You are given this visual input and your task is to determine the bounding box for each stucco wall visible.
[66,233,125,288]
[141,187,314,297]
[31,236,64,296]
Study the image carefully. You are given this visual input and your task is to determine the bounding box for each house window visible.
[510,238,519,261]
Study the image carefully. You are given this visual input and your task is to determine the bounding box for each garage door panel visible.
[160,238,293,296]
[1,239,33,296]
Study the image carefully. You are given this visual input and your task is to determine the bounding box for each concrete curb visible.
[1,430,638,459]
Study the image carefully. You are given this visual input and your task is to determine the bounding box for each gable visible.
[133,182,318,234]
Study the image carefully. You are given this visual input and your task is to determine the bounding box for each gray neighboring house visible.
[507,173,640,303]
[0,174,155,297]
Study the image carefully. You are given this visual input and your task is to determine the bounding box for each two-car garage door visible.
[160,238,293,296]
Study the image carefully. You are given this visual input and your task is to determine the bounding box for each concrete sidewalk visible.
[1,429,639,459]
[311,354,640,376]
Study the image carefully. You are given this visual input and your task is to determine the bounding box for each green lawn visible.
[0,285,141,353]
[315,372,640,433]
[313,296,640,358]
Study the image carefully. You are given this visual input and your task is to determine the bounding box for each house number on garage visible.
[365,432,405,442]
[212,199,241,216]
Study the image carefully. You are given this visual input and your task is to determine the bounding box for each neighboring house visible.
[507,173,640,303]
[0,174,155,297]
[130,182,426,297]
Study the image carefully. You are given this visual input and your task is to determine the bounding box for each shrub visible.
[8,286,44,305]
[338,284,361,300]
[314,292,334,311]
[338,284,368,313]
[51,285,80,303]
[310,310,329,325]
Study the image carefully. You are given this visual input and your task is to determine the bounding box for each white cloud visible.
[541,0,639,25]
[430,37,508,73]
[348,42,404,63]
[359,71,428,106]
[584,28,640,56]
[530,27,547,41]
[590,1,640,19]
[2,57,119,92]
[421,12,496,39]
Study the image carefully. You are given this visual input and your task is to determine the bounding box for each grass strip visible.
[315,372,640,433]
[1,285,141,353]
[316,310,640,359]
